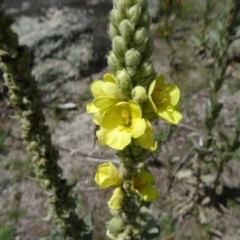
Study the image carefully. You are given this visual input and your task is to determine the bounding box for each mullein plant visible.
[87,0,182,239]
[158,0,183,67]
[186,0,240,208]
[0,1,91,239]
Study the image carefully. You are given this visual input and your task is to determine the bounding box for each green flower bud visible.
[43,179,51,188]
[39,157,47,167]
[125,49,141,68]
[22,97,31,105]
[10,93,21,104]
[131,86,147,103]
[27,141,38,152]
[133,38,148,54]
[119,20,134,44]
[139,61,155,78]
[3,73,12,85]
[110,10,120,28]
[116,69,132,90]
[109,23,120,39]
[112,36,127,61]
[107,217,124,236]
[31,155,38,163]
[108,51,123,74]
[109,209,120,217]
[127,5,141,26]
[132,28,147,46]
[133,61,156,85]
[22,119,31,131]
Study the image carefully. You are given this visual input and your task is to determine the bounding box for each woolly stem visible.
[0,3,85,239]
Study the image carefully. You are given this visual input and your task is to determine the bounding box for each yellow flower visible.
[95,162,122,188]
[86,74,120,114]
[143,75,182,124]
[96,101,146,150]
[132,171,158,201]
[108,187,124,210]
[135,120,157,151]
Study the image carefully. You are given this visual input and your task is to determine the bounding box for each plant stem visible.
[0,3,86,239]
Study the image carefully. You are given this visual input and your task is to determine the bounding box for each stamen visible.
[121,109,130,125]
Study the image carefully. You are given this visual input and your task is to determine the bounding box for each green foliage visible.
[6,208,27,224]
[139,206,160,240]
[0,225,16,240]
[159,213,175,238]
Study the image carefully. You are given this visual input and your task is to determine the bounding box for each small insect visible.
[94,125,100,144]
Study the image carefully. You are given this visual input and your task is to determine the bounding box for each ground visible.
[1,0,240,240]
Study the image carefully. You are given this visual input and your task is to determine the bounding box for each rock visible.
[11,7,109,101]
[13,7,96,79]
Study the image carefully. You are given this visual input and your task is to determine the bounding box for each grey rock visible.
[10,7,109,101]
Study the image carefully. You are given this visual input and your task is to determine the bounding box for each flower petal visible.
[130,118,146,138]
[101,102,128,129]
[136,121,157,151]
[137,186,158,201]
[94,97,118,111]
[91,80,105,97]
[97,128,131,150]
[102,82,119,98]
[164,84,180,106]
[108,187,124,210]
[132,171,158,202]
[157,105,182,124]
[129,100,142,119]
[86,102,99,114]
[95,162,121,188]
[104,73,116,83]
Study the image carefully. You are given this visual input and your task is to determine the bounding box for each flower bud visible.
[109,23,120,39]
[134,38,148,54]
[10,93,21,104]
[110,10,119,28]
[127,5,141,26]
[95,162,122,188]
[112,36,127,60]
[108,51,123,74]
[27,141,38,152]
[107,217,123,236]
[119,20,134,44]
[133,62,156,85]
[108,187,124,210]
[43,179,51,188]
[131,86,147,103]
[125,49,141,68]
[116,69,132,90]
[132,28,147,46]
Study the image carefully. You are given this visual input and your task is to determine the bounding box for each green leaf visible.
[139,206,160,240]
[0,226,16,240]
[80,207,94,239]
